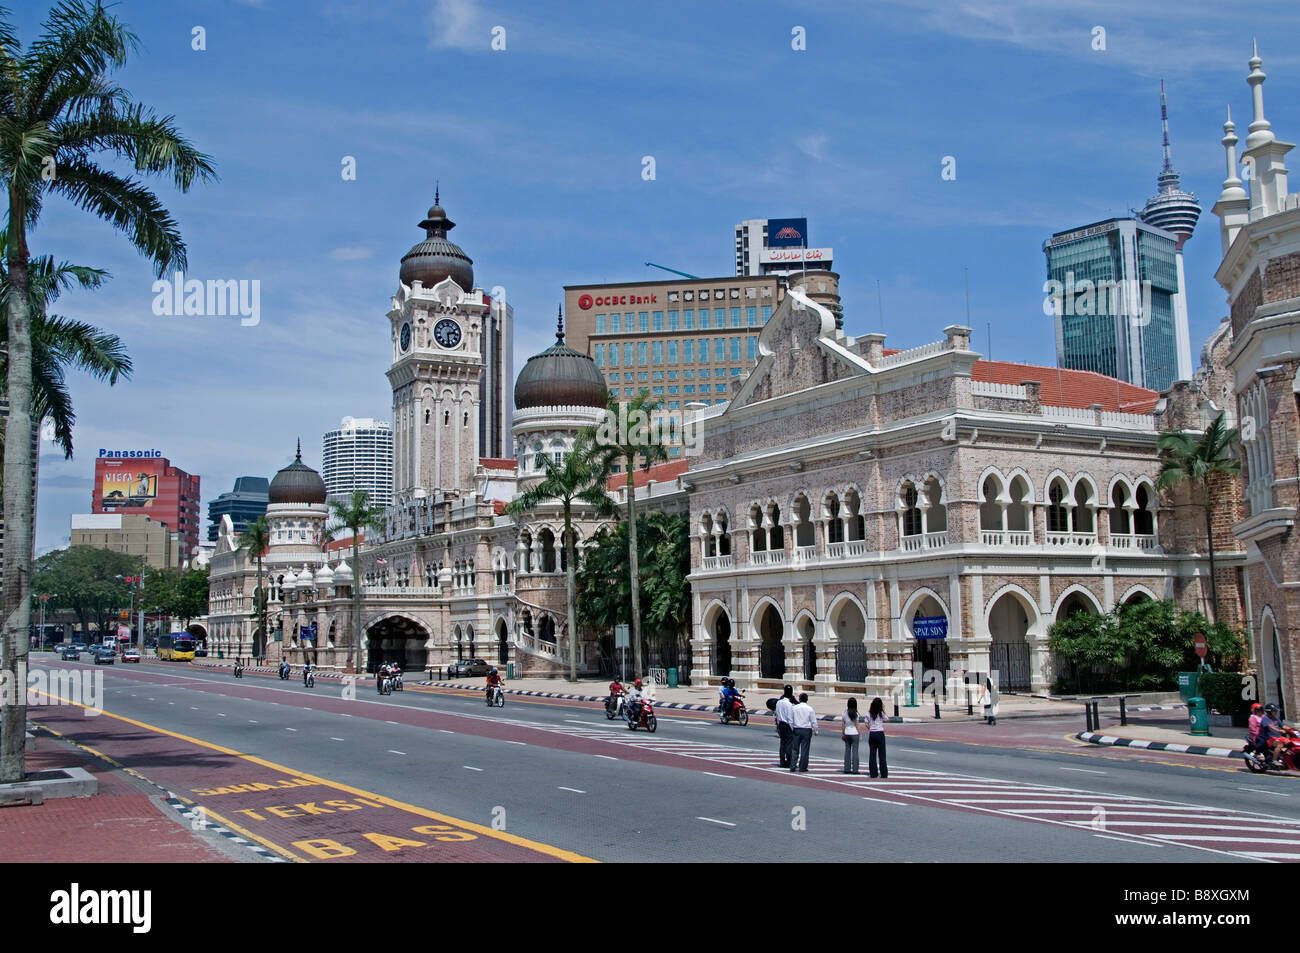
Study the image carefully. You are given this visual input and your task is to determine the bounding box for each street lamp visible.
[116,575,141,650]
[36,594,54,649]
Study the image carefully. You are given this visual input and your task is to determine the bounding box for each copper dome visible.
[269,444,328,505]
[399,193,474,291]
[514,310,608,411]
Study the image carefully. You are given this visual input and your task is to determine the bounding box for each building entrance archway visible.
[757,604,784,679]
[712,613,732,677]
[366,616,428,673]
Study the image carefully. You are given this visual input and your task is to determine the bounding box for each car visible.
[194,647,208,657]
[60,646,81,661]
[93,647,115,665]
[122,650,141,663]
[449,657,490,678]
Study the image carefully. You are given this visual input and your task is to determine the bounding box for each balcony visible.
[900,531,948,552]
[794,545,816,563]
[702,554,733,571]
[845,539,870,557]
[749,550,788,566]
[1108,534,1158,552]
[1045,531,1098,548]
[981,530,1033,546]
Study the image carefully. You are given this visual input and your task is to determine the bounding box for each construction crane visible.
[645,262,701,280]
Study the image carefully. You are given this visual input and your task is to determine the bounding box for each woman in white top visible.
[867,697,888,778]
[840,697,861,774]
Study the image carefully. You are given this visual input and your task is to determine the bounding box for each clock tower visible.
[387,193,489,499]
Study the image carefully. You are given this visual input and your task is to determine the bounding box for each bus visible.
[156,633,196,661]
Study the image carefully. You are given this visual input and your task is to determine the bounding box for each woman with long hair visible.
[840,697,861,774]
[867,697,888,778]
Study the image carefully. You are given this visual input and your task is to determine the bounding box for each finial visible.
[435,180,440,206]
[296,438,302,461]
[556,305,564,343]
[1246,41,1274,148]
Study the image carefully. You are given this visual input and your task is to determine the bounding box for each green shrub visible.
[1197,671,1249,716]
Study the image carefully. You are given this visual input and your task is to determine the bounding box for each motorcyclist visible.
[607,676,625,713]
[377,661,391,693]
[721,679,743,720]
[1259,704,1284,764]
[1248,702,1264,755]
[233,657,244,678]
[626,678,645,724]
[486,667,503,704]
[279,658,290,679]
[302,662,314,686]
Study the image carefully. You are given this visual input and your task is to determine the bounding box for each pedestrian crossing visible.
[530,720,1300,862]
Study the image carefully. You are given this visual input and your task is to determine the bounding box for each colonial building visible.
[684,270,1244,694]
[1216,46,1300,717]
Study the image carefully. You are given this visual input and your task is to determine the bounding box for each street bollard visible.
[1090,700,1101,733]
[967,676,974,716]
[1085,701,1093,733]
[1119,696,1128,727]
[893,697,899,718]
[934,694,941,719]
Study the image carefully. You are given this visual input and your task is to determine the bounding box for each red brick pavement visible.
[0,732,231,863]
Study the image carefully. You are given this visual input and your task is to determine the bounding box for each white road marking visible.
[463,766,483,772]
[1059,767,1107,775]
[594,754,618,761]
[217,713,226,717]
[285,728,297,732]
[704,772,735,779]
[331,737,345,742]
[697,816,736,827]
[190,707,198,710]
[248,720,258,724]
[1094,834,1163,847]
[1242,786,1290,797]
[558,786,586,794]
[388,750,406,756]
[439,729,454,734]
[385,721,399,725]
[502,740,526,745]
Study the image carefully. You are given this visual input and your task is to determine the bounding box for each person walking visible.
[840,697,861,774]
[981,676,999,726]
[867,697,888,778]
[789,692,818,773]
[775,684,796,767]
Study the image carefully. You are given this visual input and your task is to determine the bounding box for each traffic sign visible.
[1194,632,1208,659]
[615,624,629,648]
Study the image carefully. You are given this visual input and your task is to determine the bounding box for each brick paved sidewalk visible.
[1,730,231,863]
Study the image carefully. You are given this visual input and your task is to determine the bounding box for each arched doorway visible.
[908,594,949,674]
[798,616,817,681]
[987,590,1033,691]
[365,616,428,672]
[1262,614,1286,717]
[829,598,868,682]
[466,624,476,659]
[712,612,732,677]
[496,619,509,666]
[757,604,784,679]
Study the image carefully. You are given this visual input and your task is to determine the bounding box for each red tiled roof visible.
[972,359,1159,414]
[479,457,517,470]
[492,500,507,516]
[325,533,362,552]
[606,458,691,491]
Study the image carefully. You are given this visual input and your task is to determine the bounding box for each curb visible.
[1075,730,1245,759]
[164,794,286,862]
[188,661,348,680]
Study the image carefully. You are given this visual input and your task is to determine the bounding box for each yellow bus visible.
[156,634,196,661]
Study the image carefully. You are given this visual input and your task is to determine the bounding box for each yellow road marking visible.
[30,689,596,863]
[200,805,307,863]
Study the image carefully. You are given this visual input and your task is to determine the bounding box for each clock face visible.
[399,323,411,351]
[433,318,462,349]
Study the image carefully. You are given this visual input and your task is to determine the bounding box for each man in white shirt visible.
[789,692,818,772]
[774,685,796,767]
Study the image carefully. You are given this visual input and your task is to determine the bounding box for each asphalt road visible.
[24,656,1299,863]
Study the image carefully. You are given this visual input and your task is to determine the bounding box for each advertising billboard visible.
[100,464,159,510]
[766,217,809,248]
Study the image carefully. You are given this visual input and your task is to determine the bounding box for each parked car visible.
[60,645,81,661]
[448,657,490,678]
[93,647,115,665]
[122,649,141,663]
[194,647,208,657]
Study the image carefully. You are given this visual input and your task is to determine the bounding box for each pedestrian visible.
[789,692,818,773]
[841,697,861,774]
[867,697,888,778]
[982,676,998,725]
[775,684,796,767]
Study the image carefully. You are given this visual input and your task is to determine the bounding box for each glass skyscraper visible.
[1043,217,1182,392]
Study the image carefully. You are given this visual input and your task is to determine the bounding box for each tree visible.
[327,490,386,673]
[588,391,667,679]
[236,517,271,662]
[32,546,140,638]
[507,433,616,681]
[141,565,208,627]
[0,0,216,783]
[0,246,129,467]
[1157,413,1241,622]
[639,512,692,654]
[575,521,632,634]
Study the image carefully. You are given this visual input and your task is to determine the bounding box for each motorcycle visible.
[378,672,393,695]
[233,661,244,678]
[719,693,748,726]
[624,697,657,732]
[278,664,291,681]
[392,670,404,692]
[605,692,626,720]
[303,669,315,688]
[1245,725,1300,773]
[486,684,505,708]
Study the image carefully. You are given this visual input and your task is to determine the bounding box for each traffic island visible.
[1075,729,1246,759]
[0,766,97,805]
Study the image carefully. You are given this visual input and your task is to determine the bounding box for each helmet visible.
[1252,703,1264,712]
[490,668,497,674]
[1266,704,1279,713]
[634,678,643,687]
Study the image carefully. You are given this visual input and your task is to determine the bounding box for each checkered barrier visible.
[164,793,286,862]
[1076,730,1244,759]
[188,660,349,680]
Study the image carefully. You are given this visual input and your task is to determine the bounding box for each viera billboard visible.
[100,463,160,509]
[766,217,809,248]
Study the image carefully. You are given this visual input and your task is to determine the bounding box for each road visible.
[23,656,1300,863]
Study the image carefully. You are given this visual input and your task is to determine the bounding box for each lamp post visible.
[116,575,141,650]
[36,594,51,649]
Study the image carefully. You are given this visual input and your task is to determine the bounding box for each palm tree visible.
[0,246,130,464]
[507,433,617,681]
[0,0,215,783]
[1157,412,1241,622]
[236,517,272,663]
[587,391,666,678]
[327,490,386,673]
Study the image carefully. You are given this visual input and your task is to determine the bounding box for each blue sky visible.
[23,0,1300,554]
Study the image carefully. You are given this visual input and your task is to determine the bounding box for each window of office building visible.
[624,388,633,396]
[668,370,679,379]
[699,309,710,329]
[668,401,680,409]
[653,341,664,364]
[594,343,606,365]
[730,307,741,328]
[653,311,664,331]
[596,314,607,333]
[730,337,741,361]
[667,340,678,363]
[637,341,647,365]
[623,342,634,365]
[714,339,726,361]
[698,338,709,360]
[730,367,742,376]
[746,306,757,326]
[761,305,772,324]
[624,312,635,331]
[684,340,695,363]
[700,368,711,379]
[652,371,664,381]
[747,336,757,360]
[607,313,619,333]
[713,308,726,327]
[606,343,618,366]
[684,369,695,379]
[638,312,649,332]
[653,386,665,396]
[638,372,648,381]
[668,310,678,330]
[669,385,679,395]
[684,384,696,394]
[684,309,695,329]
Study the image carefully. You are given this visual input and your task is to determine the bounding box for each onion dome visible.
[399,187,474,291]
[269,441,328,505]
[333,559,353,582]
[295,565,313,589]
[314,564,335,586]
[514,307,608,410]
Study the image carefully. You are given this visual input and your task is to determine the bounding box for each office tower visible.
[322,417,394,506]
[207,476,270,542]
[92,450,201,557]
[735,217,833,276]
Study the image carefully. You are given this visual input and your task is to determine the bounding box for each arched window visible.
[900,484,921,538]
[1072,481,1096,533]
[1047,479,1070,533]
[749,503,766,552]
[824,492,844,544]
[792,494,815,550]
[1007,475,1032,537]
[700,514,716,558]
[1110,483,1132,535]
[843,489,864,542]
[980,474,1004,534]
[539,529,557,573]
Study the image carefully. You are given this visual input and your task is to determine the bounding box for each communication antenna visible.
[876,279,885,332]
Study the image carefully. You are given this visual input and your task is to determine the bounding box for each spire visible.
[1219,106,1246,198]
[296,437,302,461]
[556,304,565,344]
[1246,40,1275,150]
[1160,80,1173,173]
[435,181,440,206]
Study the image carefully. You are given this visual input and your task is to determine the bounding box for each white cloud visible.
[428,0,488,52]
[798,135,829,161]
[329,246,374,261]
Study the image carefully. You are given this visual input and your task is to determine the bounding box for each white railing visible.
[364,586,437,596]
[749,550,772,566]
[1042,405,1096,424]
[901,531,949,552]
[1111,534,1158,551]
[702,554,733,570]
[971,381,1027,399]
[901,535,923,552]
[1007,531,1033,546]
[1098,410,1156,431]
[846,539,870,557]
[767,549,788,565]
[1046,531,1098,547]
[1136,534,1157,551]
[879,339,947,366]
[826,541,846,559]
[794,545,817,563]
